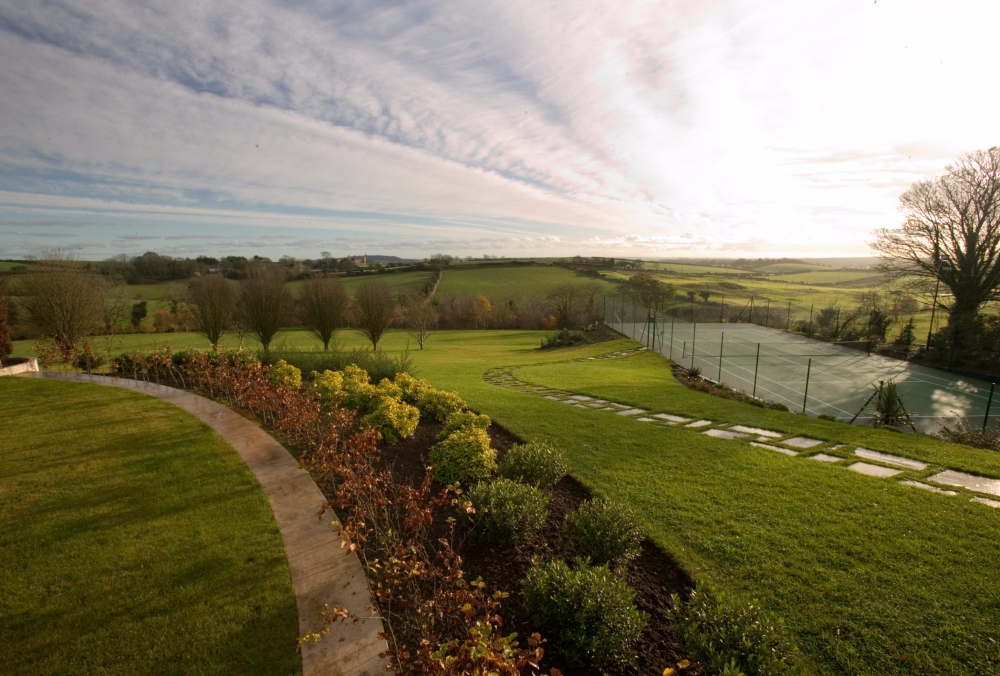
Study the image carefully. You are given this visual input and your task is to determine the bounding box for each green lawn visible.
[354,330,998,676]
[0,378,300,676]
[435,265,618,299]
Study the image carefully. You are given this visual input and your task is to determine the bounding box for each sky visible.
[0,0,997,261]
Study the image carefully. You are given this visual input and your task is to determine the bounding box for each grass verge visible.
[0,378,300,675]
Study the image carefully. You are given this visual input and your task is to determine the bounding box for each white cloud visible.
[0,0,997,259]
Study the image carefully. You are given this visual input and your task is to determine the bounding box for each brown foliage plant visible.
[108,349,548,675]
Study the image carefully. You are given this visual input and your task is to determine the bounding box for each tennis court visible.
[605,307,997,434]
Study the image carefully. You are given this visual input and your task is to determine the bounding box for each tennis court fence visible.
[604,301,998,435]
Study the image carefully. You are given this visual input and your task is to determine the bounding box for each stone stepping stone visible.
[900,480,957,496]
[636,417,656,422]
[606,403,630,409]
[731,425,782,438]
[653,413,690,423]
[929,470,1000,497]
[808,453,841,463]
[685,420,713,428]
[830,444,845,451]
[543,395,563,401]
[782,436,824,449]
[569,395,593,401]
[972,497,1000,508]
[560,399,578,404]
[848,462,902,478]
[585,402,606,408]
[573,404,589,409]
[751,442,797,456]
[616,408,648,416]
[854,448,928,471]
[703,429,748,440]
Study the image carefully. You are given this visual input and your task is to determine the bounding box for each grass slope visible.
[0,378,300,676]
[436,265,618,299]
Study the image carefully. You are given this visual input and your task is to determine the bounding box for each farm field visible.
[755,262,837,274]
[288,269,435,296]
[0,378,300,676]
[434,265,617,298]
[8,328,1000,673]
[768,270,884,285]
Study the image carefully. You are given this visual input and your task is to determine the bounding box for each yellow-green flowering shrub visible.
[375,377,403,401]
[312,369,345,402]
[342,364,378,411]
[361,396,420,444]
[438,411,491,441]
[418,388,466,422]
[268,359,302,389]
[394,372,431,403]
[429,428,496,484]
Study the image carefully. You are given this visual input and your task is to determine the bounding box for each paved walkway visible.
[29,372,387,676]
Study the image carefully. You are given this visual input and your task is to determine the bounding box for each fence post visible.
[720,295,725,322]
[718,332,725,382]
[984,383,996,431]
[752,342,760,398]
[786,300,791,331]
[764,299,770,328]
[682,341,686,359]
[802,358,812,414]
[691,323,697,369]
[807,304,814,336]
[669,319,675,360]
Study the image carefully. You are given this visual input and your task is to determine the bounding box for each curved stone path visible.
[27,372,386,676]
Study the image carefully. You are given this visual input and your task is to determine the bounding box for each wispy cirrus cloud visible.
[0,0,997,260]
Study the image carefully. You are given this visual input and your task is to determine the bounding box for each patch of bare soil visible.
[347,420,698,675]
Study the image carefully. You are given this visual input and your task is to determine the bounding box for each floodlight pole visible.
[669,319,675,360]
[807,304,814,336]
[718,332,725,382]
[802,358,812,414]
[752,342,761,398]
[691,323,697,370]
[764,299,770,328]
[984,383,995,431]
[926,256,952,350]
[786,300,791,332]
[720,294,725,322]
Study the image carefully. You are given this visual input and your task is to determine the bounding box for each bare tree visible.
[19,253,105,353]
[354,280,394,349]
[189,275,237,350]
[298,275,348,351]
[237,266,291,351]
[547,284,580,329]
[581,282,604,325]
[873,147,1000,326]
[101,276,130,334]
[405,296,438,349]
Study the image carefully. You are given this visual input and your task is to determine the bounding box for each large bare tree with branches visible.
[298,275,348,351]
[873,147,1000,325]
[354,280,394,349]
[19,253,105,353]
[189,274,237,350]
[237,266,291,352]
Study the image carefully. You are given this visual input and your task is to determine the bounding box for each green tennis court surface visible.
[607,312,996,434]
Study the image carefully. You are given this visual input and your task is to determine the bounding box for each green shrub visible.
[521,558,647,665]
[498,441,568,488]
[394,372,431,403]
[111,351,146,376]
[418,388,466,422]
[541,329,586,349]
[563,498,643,566]
[341,364,379,411]
[361,396,420,445]
[312,369,345,402]
[817,413,838,422]
[768,402,789,412]
[429,428,497,484]
[268,359,302,389]
[73,350,107,372]
[668,584,796,676]
[466,479,548,544]
[438,410,491,441]
[747,398,766,408]
[261,347,412,383]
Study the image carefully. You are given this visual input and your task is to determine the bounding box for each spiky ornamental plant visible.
[868,379,916,431]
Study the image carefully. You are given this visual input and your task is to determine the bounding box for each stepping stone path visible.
[848,462,903,478]
[929,470,1000,497]
[900,480,957,496]
[481,359,1000,511]
[854,448,928,471]
[704,429,747,440]
[752,442,797,456]
[782,436,824,449]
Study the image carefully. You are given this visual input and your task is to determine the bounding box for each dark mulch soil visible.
[356,419,699,676]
